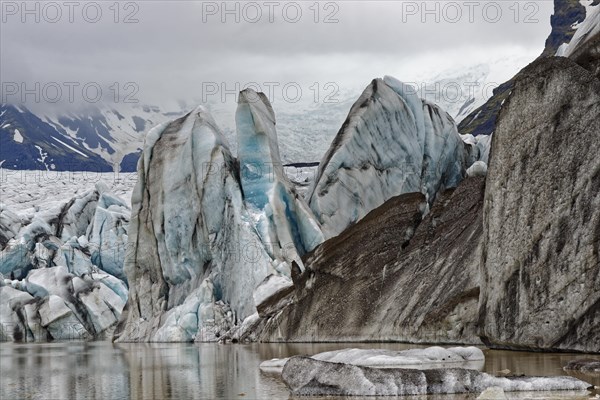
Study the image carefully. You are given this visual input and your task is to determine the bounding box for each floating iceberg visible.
[260,346,484,374]
[281,356,592,397]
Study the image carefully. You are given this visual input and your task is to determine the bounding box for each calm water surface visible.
[1,342,598,400]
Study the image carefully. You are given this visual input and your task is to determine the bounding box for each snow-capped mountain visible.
[0,103,184,172]
[541,0,588,57]
[0,104,111,171]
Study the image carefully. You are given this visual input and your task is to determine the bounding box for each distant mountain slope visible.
[541,0,587,57]
[458,0,595,137]
[0,104,111,171]
[0,104,182,172]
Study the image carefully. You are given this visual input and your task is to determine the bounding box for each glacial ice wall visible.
[116,107,269,341]
[117,103,319,342]
[308,76,475,239]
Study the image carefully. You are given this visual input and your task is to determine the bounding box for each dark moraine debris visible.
[255,176,486,344]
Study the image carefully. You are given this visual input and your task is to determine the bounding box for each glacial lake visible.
[0,342,598,400]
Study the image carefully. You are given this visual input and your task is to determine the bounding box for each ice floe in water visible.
[260,346,485,373]
[281,356,592,397]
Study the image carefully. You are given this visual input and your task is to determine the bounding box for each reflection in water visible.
[0,342,598,400]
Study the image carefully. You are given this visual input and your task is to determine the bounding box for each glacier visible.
[236,89,324,272]
[1,77,493,343]
[307,76,480,239]
[116,79,487,341]
[115,101,321,342]
[0,183,130,341]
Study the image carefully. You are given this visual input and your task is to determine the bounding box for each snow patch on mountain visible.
[563,1,600,56]
[13,129,23,143]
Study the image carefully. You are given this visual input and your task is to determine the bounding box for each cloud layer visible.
[1,1,554,110]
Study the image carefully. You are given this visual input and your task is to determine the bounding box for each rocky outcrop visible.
[541,0,587,57]
[479,54,600,352]
[254,177,485,344]
[281,357,591,397]
[457,80,514,137]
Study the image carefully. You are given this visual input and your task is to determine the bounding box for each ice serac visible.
[116,106,276,342]
[0,206,21,249]
[88,191,130,281]
[0,184,130,280]
[236,89,324,270]
[1,266,127,341]
[253,177,485,344]
[282,357,591,397]
[308,76,473,239]
[480,51,600,352]
[0,181,130,342]
[461,134,492,165]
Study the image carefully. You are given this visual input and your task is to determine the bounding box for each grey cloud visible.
[1,0,554,109]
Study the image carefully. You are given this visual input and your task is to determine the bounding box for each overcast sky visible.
[1,1,554,111]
